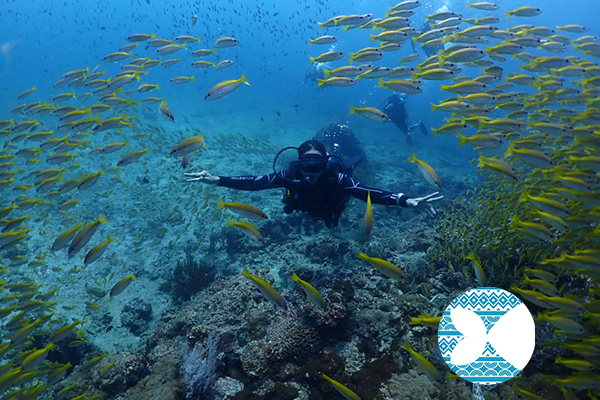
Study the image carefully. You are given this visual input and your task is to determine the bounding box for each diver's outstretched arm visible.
[339,174,410,206]
[185,170,220,184]
[185,170,286,191]
[339,174,443,214]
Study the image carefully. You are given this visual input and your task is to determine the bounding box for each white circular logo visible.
[438,287,535,385]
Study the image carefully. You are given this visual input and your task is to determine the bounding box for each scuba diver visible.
[380,21,440,144]
[382,94,428,144]
[302,62,327,86]
[185,125,443,228]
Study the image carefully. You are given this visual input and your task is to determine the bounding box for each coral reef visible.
[121,297,154,335]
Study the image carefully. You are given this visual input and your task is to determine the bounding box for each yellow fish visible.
[242,267,285,308]
[290,273,326,309]
[110,274,136,299]
[408,153,442,188]
[402,341,442,382]
[226,218,264,244]
[84,235,115,265]
[357,252,407,280]
[69,216,108,256]
[218,200,268,221]
[364,191,373,235]
[321,373,361,400]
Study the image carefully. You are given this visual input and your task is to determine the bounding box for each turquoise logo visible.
[438,287,535,385]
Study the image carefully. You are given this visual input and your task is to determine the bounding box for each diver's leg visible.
[409,121,428,135]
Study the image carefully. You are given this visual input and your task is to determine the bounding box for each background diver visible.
[185,125,442,228]
[382,94,428,144]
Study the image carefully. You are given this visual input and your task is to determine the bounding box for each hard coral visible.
[241,313,319,377]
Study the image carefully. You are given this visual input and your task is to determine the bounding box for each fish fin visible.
[407,153,418,163]
[239,74,250,86]
[309,56,316,65]
[457,134,467,147]
[350,105,358,115]
[217,199,227,210]
[438,50,446,66]
[317,79,325,87]
[323,68,331,79]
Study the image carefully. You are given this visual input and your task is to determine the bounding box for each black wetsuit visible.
[218,162,409,228]
[383,94,427,144]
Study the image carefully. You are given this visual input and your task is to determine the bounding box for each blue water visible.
[1,0,599,398]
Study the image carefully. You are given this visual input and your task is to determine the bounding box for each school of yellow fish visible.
[1,0,600,399]
[303,1,600,398]
[0,14,248,399]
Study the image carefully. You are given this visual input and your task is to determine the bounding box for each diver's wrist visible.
[396,193,409,207]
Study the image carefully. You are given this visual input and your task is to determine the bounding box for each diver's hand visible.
[184,170,220,184]
[406,192,444,217]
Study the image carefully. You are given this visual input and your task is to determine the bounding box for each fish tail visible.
[318,22,325,30]
[438,50,446,66]
[504,143,515,159]
[241,267,251,278]
[240,74,250,86]
[466,3,473,7]
[430,103,438,112]
[349,105,358,115]
[226,218,236,227]
[310,56,316,65]
[290,272,300,282]
[317,79,325,87]
[441,84,449,91]
[457,134,467,147]
[370,34,376,43]
[407,153,418,163]
[323,68,331,79]
[357,251,368,261]
[432,127,440,136]
[309,39,314,45]
[190,76,196,82]
[401,341,413,353]
[505,11,512,18]
[217,199,227,210]
[377,79,385,88]
[411,37,418,45]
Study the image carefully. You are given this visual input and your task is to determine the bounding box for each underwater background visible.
[1,0,600,398]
